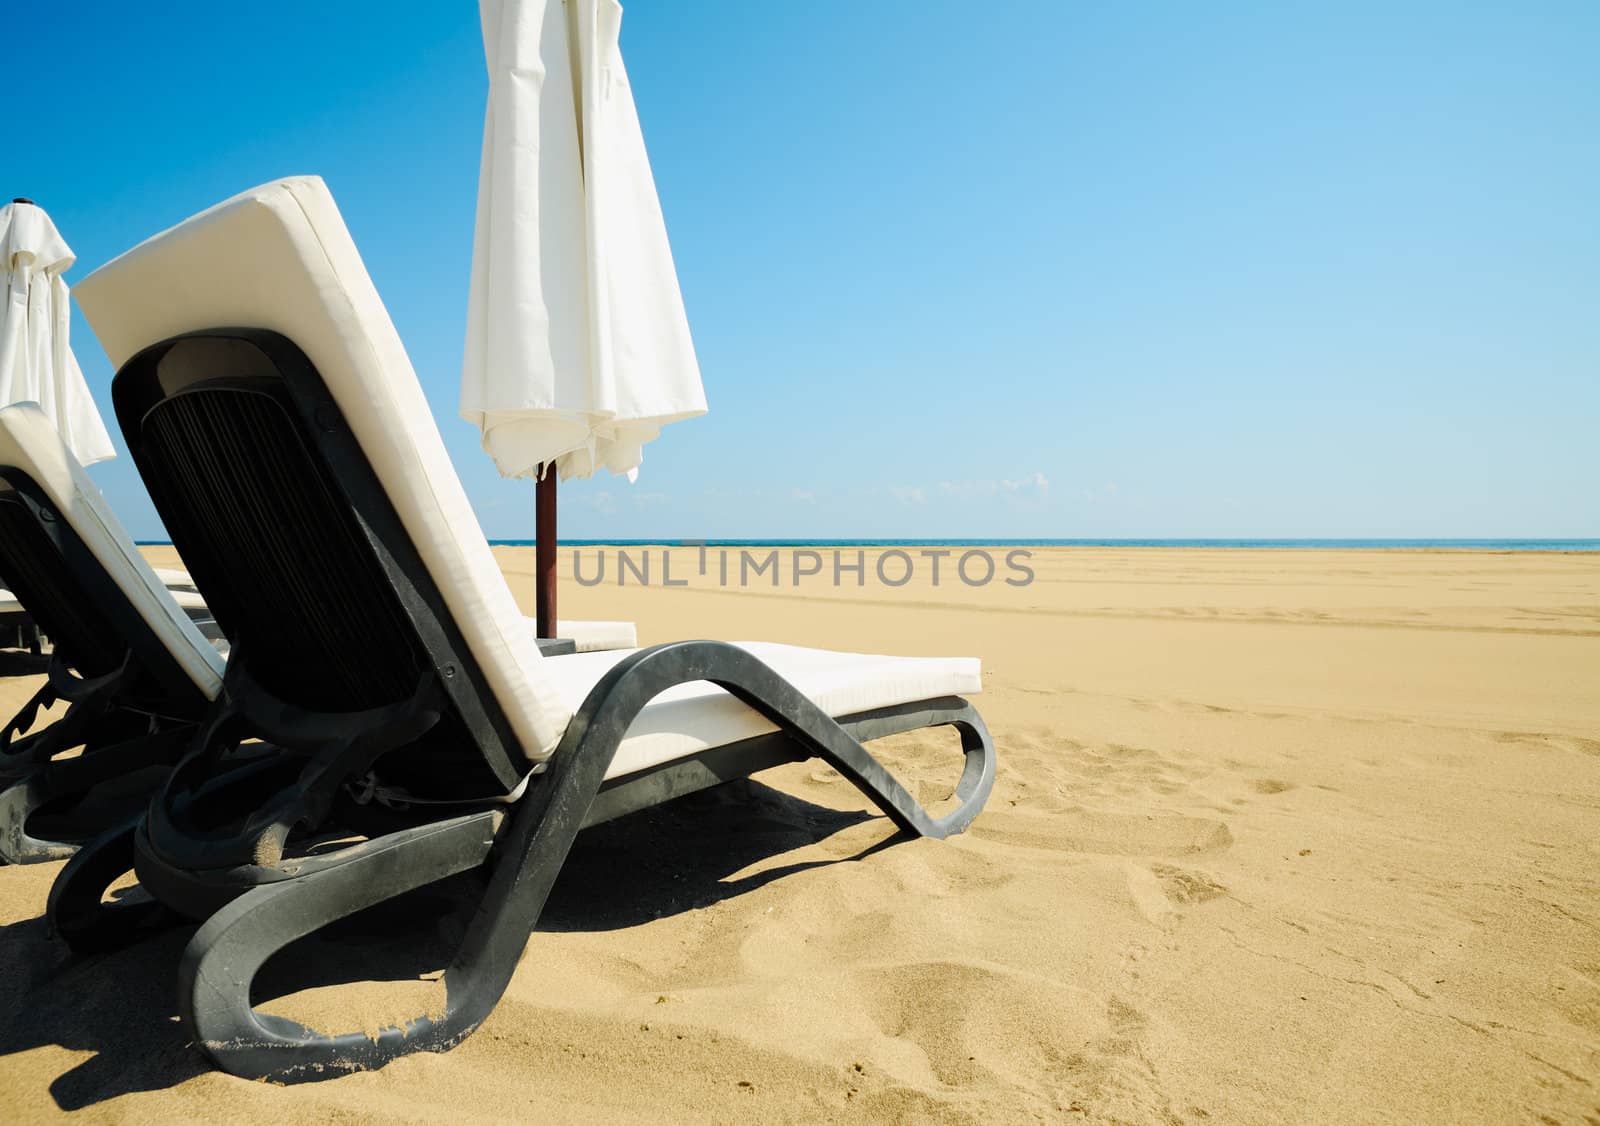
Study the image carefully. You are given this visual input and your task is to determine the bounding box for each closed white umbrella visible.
[463,0,706,635]
[0,199,115,466]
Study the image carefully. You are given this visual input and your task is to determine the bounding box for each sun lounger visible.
[0,566,217,654]
[61,177,995,1082]
[0,403,227,863]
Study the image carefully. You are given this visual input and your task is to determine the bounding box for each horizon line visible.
[131,537,1600,551]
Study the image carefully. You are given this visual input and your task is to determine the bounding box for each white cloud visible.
[888,486,927,505]
[942,472,1051,498]
[1000,471,1049,493]
[791,488,817,504]
[581,490,619,515]
[938,479,996,498]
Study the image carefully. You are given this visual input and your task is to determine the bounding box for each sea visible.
[478,539,1600,552]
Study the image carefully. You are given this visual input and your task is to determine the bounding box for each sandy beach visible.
[1,545,1596,1123]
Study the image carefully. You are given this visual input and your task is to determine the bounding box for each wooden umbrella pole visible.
[535,469,558,639]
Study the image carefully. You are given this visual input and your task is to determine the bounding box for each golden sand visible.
[0,546,1595,1122]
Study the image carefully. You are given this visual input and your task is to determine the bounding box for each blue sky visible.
[15,1,1599,539]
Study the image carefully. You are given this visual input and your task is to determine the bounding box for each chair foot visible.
[179,812,500,1081]
[48,818,182,953]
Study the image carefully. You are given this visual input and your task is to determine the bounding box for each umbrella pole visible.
[535,469,558,638]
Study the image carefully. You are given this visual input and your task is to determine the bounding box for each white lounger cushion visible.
[545,642,982,782]
[557,619,637,653]
[0,403,225,695]
[78,177,572,759]
[153,567,199,592]
[168,589,208,613]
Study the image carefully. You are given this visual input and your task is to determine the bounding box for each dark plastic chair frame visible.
[0,469,215,863]
[50,328,996,1082]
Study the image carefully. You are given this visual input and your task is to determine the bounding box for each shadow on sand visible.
[0,778,900,1110]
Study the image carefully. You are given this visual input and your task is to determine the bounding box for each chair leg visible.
[47,817,181,952]
[0,725,194,864]
[834,696,995,838]
[0,773,78,864]
[178,811,500,1079]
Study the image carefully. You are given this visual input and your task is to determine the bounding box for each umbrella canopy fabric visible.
[0,200,115,467]
[462,0,706,483]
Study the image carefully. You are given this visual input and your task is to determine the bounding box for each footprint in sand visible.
[1150,863,1227,904]
[852,962,1174,1119]
[1127,863,1228,927]
[1252,778,1294,795]
[1097,995,1150,1055]
[1000,729,1209,805]
[1494,732,1600,757]
[1556,964,1600,1035]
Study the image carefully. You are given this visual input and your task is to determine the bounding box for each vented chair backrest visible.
[114,330,527,797]
[125,339,424,711]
